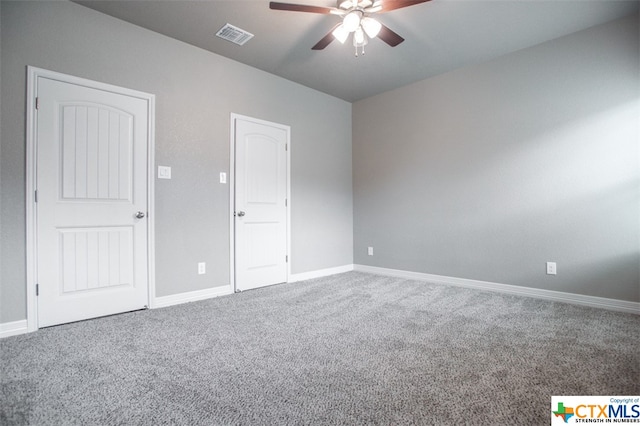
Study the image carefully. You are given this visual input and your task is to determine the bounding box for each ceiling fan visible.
[270,0,431,56]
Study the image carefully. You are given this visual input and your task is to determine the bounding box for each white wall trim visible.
[145,85,157,310]
[153,285,234,309]
[0,320,29,339]
[26,67,38,332]
[354,264,640,315]
[289,264,354,283]
[25,66,157,330]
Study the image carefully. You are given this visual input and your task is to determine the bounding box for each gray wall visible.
[0,1,353,323]
[353,13,639,302]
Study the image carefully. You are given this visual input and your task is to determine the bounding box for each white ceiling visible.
[75,0,639,102]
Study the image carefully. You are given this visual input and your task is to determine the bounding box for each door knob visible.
[135,211,145,219]
[236,211,245,217]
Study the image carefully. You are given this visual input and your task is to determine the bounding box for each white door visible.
[36,76,150,327]
[234,117,289,291]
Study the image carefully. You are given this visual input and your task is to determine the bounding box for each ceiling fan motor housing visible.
[338,0,375,10]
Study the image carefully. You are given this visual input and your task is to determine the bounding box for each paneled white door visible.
[36,76,150,327]
[234,117,289,291]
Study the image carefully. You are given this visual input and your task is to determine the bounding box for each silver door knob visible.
[237,211,245,217]
[135,211,145,219]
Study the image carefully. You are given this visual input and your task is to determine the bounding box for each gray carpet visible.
[1,272,638,425]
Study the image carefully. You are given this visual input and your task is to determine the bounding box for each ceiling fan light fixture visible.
[361,17,381,38]
[332,24,350,44]
[270,0,426,53]
[343,10,362,32]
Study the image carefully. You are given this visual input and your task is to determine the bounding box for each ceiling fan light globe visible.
[343,11,361,32]
[332,24,350,44]
[353,35,368,47]
[354,26,366,45]
[361,17,381,38]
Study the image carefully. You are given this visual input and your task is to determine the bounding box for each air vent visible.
[216,23,254,46]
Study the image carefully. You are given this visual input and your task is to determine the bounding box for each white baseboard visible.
[289,264,354,283]
[0,320,29,338]
[1,286,235,338]
[152,285,234,309]
[354,264,640,315]
[154,264,355,308]
[6,265,633,339]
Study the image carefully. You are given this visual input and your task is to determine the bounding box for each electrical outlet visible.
[220,172,227,184]
[546,262,557,275]
[198,262,206,275]
[368,247,374,256]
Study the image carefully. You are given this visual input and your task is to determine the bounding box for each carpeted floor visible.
[1,272,638,425]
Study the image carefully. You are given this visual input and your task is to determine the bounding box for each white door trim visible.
[25,66,156,331]
[229,113,291,292]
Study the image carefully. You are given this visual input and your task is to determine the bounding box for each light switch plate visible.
[220,172,227,184]
[158,166,171,179]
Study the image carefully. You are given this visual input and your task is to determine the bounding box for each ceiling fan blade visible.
[377,23,404,47]
[312,24,341,50]
[269,2,335,14]
[378,0,431,13]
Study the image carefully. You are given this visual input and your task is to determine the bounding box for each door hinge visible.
[35,97,39,110]
[285,144,288,151]
[286,255,288,263]
[34,190,38,203]
[36,284,39,296]
[285,198,287,207]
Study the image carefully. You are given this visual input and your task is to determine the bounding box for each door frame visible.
[25,66,156,332]
[229,113,291,292]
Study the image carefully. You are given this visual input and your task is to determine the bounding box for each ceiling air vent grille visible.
[216,23,254,46]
